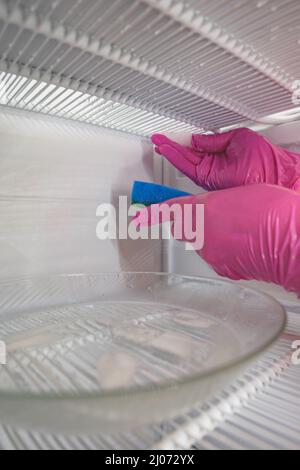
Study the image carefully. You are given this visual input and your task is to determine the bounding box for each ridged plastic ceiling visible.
[0,0,299,135]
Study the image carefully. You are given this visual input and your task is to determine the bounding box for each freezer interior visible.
[0,0,299,450]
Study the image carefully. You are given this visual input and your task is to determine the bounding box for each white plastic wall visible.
[0,107,162,281]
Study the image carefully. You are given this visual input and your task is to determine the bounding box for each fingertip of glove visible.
[151,134,168,146]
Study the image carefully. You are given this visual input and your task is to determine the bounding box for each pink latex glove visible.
[135,184,300,297]
[152,128,300,192]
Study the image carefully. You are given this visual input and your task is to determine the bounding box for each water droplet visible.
[257,0,269,7]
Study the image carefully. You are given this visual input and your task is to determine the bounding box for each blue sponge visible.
[132,181,191,206]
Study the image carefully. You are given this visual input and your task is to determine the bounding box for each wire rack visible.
[0,0,300,135]
[0,306,299,450]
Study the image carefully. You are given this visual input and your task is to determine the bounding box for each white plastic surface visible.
[0,0,299,133]
[0,107,162,280]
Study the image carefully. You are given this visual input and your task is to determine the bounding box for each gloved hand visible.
[134,184,300,297]
[152,128,300,192]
